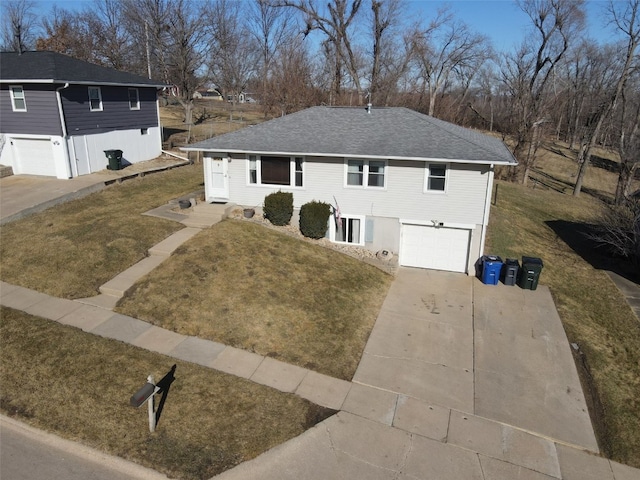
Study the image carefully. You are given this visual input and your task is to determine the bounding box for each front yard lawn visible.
[0,165,203,299]
[0,307,332,480]
[117,220,392,380]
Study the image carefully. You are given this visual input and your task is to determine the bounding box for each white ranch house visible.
[183,106,516,274]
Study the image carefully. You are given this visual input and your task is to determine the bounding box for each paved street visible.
[0,417,167,480]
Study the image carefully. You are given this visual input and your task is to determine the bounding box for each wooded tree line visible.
[1,0,638,204]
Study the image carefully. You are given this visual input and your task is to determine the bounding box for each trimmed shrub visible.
[299,201,331,239]
[263,191,293,226]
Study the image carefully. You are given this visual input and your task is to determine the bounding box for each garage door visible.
[400,224,471,273]
[12,138,56,176]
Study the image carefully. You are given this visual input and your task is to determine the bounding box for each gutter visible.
[479,164,495,258]
[177,147,516,167]
[55,82,73,178]
[161,150,190,162]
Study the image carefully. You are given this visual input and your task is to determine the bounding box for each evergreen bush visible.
[263,191,293,226]
[299,201,331,239]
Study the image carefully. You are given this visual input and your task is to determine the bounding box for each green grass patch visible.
[0,307,333,480]
[0,165,203,299]
[116,220,392,380]
[487,181,640,467]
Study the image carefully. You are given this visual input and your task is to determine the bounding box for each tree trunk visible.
[615,162,633,205]
[573,143,589,196]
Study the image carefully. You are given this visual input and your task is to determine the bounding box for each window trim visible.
[344,158,387,189]
[128,88,140,110]
[88,86,103,112]
[9,85,27,112]
[247,154,304,188]
[329,213,366,246]
[424,162,449,193]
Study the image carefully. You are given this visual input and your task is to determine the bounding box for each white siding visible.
[226,155,490,226]
[69,126,162,175]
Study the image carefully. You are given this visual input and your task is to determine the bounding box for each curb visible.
[0,415,170,480]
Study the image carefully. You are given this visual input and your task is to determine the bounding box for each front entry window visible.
[247,155,304,187]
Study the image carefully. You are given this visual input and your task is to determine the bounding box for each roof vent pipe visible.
[367,103,372,114]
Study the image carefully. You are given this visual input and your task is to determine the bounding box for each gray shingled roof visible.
[0,51,166,87]
[184,106,517,165]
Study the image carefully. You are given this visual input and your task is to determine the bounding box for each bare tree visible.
[262,37,321,115]
[411,9,491,117]
[1,0,38,52]
[247,0,298,114]
[86,0,132,70]
[588,198,640,269]
[121,0,173,81]
[500,0,585,184]
[164,0,208,139]
[36,6,95,61]
[207,0,260,107]
[569,41,624,196]
[278,0,364,101]
[369,0,404,104]
[607,0,640,204]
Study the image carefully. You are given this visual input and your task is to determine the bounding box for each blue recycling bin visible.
[481,255,503,285]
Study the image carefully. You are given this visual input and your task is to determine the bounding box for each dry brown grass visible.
[0,307,332,480]
[532,140,640,202]
[487,180,640,467]
[116,220,393,380]
[161,101,268,146]
[0,165,204,299]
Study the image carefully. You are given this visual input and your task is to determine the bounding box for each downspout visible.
[55,83,74,178]
[479,164,495,258]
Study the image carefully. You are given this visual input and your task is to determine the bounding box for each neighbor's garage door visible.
[12,138,56,176]
[400,224,471,273]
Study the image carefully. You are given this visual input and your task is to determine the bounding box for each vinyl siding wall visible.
[0,84,63,136]
[61,85,159,135]
[224,154,490,226]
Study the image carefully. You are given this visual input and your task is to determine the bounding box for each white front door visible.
[206,156,229,201]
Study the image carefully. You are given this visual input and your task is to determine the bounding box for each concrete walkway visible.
[607,271,640,322]
[1,167,640,479]
[0,156,189,225]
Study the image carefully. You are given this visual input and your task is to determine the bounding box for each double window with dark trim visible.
[249,155,304,187]
[346,159,386,188]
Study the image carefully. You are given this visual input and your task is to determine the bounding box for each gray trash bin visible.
[502,258,519,286]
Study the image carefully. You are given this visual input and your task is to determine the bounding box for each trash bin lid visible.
[522,256,543,267]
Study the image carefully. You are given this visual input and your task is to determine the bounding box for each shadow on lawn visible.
[546,220,639,285]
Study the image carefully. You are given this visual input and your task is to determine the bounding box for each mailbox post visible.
[130,375,161,432]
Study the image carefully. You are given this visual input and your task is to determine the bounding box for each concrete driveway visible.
[217,268,614,480]
[355,267,598,451]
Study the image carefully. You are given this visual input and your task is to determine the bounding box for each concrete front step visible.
[180,213,223,228]
[0,165,13,178]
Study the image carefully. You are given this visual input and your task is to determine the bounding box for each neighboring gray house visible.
[182,106,516,274]
[0,51,166,179]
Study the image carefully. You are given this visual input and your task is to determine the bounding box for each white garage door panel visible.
[400,224,470,273]
[13,138,56,176]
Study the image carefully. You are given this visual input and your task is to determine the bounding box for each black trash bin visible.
[518,256,543,290]
[502,258,519,286]
[104,149,123,170]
